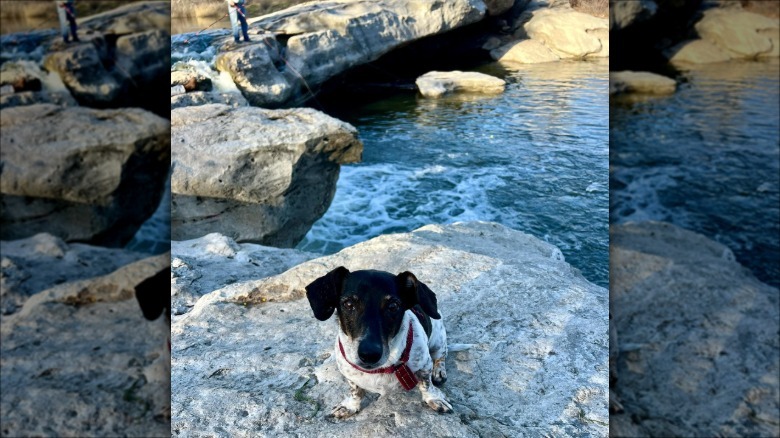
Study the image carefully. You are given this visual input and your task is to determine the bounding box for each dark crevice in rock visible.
[307,19,500,112]
[610,0,705,73]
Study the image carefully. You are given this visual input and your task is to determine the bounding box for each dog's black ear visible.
[135,268,170,321]
[305,266,349,321]
[396,271,441,319]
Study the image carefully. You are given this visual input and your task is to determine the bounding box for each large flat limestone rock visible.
[171,221,609,437]
[610,221,779,437]
[170,104,362,246]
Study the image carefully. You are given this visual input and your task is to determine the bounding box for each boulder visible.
[666,8,779,64]
[0,250,170,437]
[171,233,316,316]
[214,0,488,106]
[0,233,147,315]
[171,222,609,437]
[666,39,732,65]
[519,7,608,58]
[0,104,170,246]
[415,71,506,97]
[609,0,657,31]
[609,71,676,95]
[214,39,294,107]
[491,38,561,63]
[0,62,42,92]
[170,104,363,246]
[170,91,248,109]
[114,29,171,89]
[0,90,77,109]
[22,2,172,111]
[610,222,779,437]
[170,70,213,92]
[694,9,779,59]
[492,2,608,63]
[43,40,125,106]
[484,0,516,16]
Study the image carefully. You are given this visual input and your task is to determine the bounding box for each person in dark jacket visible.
[56,0,79,43]
[227,0,251,43]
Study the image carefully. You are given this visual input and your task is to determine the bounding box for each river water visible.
[170,37,609,287]
[298,61,610,288]
[610,60,780,288]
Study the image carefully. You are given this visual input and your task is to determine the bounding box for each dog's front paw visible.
[421,386,453,414]
[330,404,359,419]
[425,397,453,414]
[330,397,361,419]
[432,358,447,387]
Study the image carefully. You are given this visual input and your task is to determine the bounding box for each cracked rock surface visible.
[171,221,609,437]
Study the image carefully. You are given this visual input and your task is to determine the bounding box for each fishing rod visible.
[6,15,58,45]
[182,12,230,44]
[232,4,323,110]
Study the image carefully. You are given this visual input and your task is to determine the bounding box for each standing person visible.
[227,0,250,43]
[55,0,79,43]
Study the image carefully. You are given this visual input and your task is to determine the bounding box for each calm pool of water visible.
[610,60,780,288]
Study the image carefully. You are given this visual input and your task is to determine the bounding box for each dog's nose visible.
[357,342,382,365]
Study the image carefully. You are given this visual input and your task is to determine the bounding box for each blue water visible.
[610,60,780,288]
[299,61,610,288]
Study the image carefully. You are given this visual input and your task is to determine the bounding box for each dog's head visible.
[305,267,440,369]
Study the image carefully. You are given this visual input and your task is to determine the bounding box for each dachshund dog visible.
[305,267,451,418]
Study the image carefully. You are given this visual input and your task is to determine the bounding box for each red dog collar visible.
[338,321,418,391]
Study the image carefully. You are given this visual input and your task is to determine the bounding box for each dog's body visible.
[306,268,452,418]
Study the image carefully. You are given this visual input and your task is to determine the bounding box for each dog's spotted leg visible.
[415,368,452,413]
[330,379,365,419]
[431,356,447,387]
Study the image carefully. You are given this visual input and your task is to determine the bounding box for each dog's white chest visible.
[334,314,434,395]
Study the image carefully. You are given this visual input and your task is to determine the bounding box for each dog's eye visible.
[387,302,400,312]
[342,299,355,311]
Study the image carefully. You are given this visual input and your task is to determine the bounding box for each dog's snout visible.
[357,341,383,365]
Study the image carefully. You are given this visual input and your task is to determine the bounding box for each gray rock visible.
[0,251,170,437]
[0,62,42,92]
[170,104,363,246]
[610,221,779,437]
[694,9,778,59]
[0,104,170,245]
[42,40,125,106]
[170,70,213,92]
[609,71,676,95]
[171,85,186,96]
[30,2,171,109]
[485,0,517,16]
[609,0,657,31]
[416,71,506,98]
[115,29,171,88]
[666,38,733,65]
[493,1,608,64]
[171,233,316,316]
[170,91,248,109]
[171,222,609,437]
[213,0,487,106]
[0,90,77,109]
[0,233,148,315]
